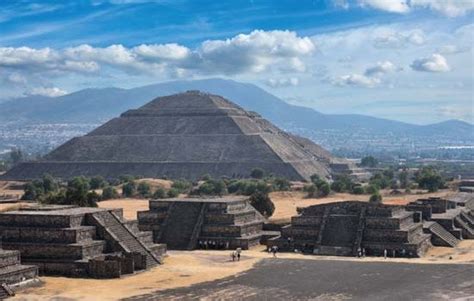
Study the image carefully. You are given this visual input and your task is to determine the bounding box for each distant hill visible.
[0,78,472,153]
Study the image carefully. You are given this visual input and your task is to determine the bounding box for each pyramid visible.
[3,91,332,181]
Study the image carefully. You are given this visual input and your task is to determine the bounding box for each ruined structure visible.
[407,197,474,247]
[0,248,37,292]
[2,91,332,181]
[138,197,264,250]
[267,201,431,257]
[0,206,165,278]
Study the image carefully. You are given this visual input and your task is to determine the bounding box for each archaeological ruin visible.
[138,197,264,250]
[2,91,332,181]
[267,201,433,257]
[0,206,166,278]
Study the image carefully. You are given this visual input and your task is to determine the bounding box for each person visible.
[392,250,396,258]
[362,248,366,257]
[401,249,406,257]
[357,247,362,258]
[383,249,387,259]
[236,247,242,261]
[271,246,278,257]
[231,251,236,262]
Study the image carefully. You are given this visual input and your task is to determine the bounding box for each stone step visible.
[425,221,460,247]
[0,264,38,285]
[454,216,474,239]
[0,226,96,244]
[2,241,106,260]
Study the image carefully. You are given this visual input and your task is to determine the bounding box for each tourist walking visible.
[271,246,278,257]
[384,249,387,259]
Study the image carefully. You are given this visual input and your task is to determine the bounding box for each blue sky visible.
[0,0,473,124]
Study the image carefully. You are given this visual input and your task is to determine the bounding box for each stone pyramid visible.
[3,91,332,181]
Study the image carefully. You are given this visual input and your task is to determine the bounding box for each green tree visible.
[399,171,409,189]
[369,192,383,204]
[272,177,291,191]
[65,176,91,207]
[22,182,43,200]
[249,191,275,217]
[318,182,330,197]
[352,185,364,195]
[90,176,106,190]
[360,156,378,168]
[85,191,100,207]
[102,186,119,200]
[364,184,379,195]
[250,168,265,179]
[122,181,136,197]
[171,179,192,193]
[153,188,167,199]
[415,166,445,192]
[9,148,24,165]
[137,182,151,197]
[167,188,179,198]
[304,184,318,198]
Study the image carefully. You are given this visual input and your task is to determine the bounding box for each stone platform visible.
[138,197,264,250]
[267,201,432,257]
[0,206,166,278]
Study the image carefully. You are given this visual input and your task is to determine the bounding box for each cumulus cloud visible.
[410,53,450,72]
[28,87,68,97]
[266,77,299,88]
[331,74,381,88]
[437,45,470,54]
[364,61,397,77]
[358,0,410,13]
[0,30,315,82]
[373,30,425,48]
[354,0,474,17]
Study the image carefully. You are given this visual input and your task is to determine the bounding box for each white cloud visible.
[266,77,299,88]
[28,87,68,97]
[364,61,397,77]
[411,0,474,17]
[411,53,450,72]
[0,30,315,81]
[437,44,470,54]
[373,29,425,48]
[358,0,410,13]
[6,73,27,85]
[331,74,381,88]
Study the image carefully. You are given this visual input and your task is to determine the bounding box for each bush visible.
[360,156,378,167]
[364,184,379,195]
[153,188,167,199]
[415,166,445,192]
[137,182,151,197]
[90,176,106,190]
[65,176,91,206]
[102,186,119,200]
[272,177,291,191]
[318,182,330,197]
[249,191,275,217]
[352,185,364,195]
[122,181,136,197]
[167,188,179,198]
[85,191,100,207]
[304,184,318,198]
[200,174,212,181]
[22,182,44,200]
[194,179,228,196]
[250,168,265,179]
[330,175,353,193]
[369,192,382,204]
[171,179,192,193]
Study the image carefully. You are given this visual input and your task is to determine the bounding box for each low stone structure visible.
[406,197,474,246]
[267,201,431,257]
[0,206,166,278]
[0,249,38,288]
[138,197,264,250]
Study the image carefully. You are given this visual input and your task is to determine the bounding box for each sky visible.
[0,0,473,124]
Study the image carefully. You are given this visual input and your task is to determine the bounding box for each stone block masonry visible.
[267,201,432,258]
[0,206,166,278]
[138,196,264,250]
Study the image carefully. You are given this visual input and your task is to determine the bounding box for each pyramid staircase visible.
[88,211,162,267]
[423,221,460,247]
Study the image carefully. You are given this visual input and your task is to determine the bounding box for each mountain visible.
[0,78,472,153]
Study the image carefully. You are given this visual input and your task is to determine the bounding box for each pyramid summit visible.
[3,91,332,181]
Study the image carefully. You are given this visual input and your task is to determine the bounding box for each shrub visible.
[250,168,265,179]
[171,179,192,193]
[137,182,151,197]
[360,156,378,167]
[318,182,330,197]
[65,176,91,206]
[272,177,291,191]
[415,166,445,192]
[90,176,106,190]
[364,184,379,195]
[167,188,179,198]
[249,191,275,217]
[304,184,318,198]
[352,185,364,195]
[153,188,167,199]
[200,174,212,181]
[122,181,136,197]
[195,179,228,196]
[102,186,119,200]
[369,192,383,204]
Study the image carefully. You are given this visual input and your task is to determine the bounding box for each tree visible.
[364,184,379,195]
[65,176,91,207]
[167,188,179,198]
[330,175,353,193]
[360,156,378,168]
[318,182,330,197]
[42,174,59,193]
[85,191,100,207]
[352,185,364,195]
[415,166,445,192]
[272,177,291,191]
[249,191,275,217]
[369,192,383,204]
[102,186,119,200]
[304,184,318,198]
[22,182,43,200]
[153,188,167,199]
[399,171,409,189]
[171,179,192,193]
[137,182,151,197]
[122,181,136,197]
[90,176,106,190]
[196,179,228,196]
[250,168,265,179]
